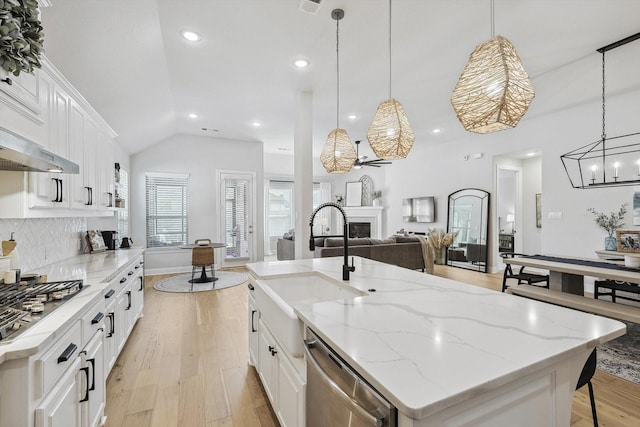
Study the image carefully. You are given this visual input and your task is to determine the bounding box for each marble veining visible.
[248,256,626,420]
[0,248,144,364]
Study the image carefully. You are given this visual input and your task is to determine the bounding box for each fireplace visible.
[349,222,371,238]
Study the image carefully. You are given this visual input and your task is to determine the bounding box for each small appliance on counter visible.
[120,237,132,249]
[101,230,119,250]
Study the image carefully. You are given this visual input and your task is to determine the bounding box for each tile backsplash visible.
[0,218,87,272]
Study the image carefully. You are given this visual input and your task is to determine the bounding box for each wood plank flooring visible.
[105,265,640,427]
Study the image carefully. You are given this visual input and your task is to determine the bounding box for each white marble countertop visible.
[0,247,145,364]
[247,256,626,420]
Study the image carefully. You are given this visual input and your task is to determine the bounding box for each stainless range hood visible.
[0,127,79,173]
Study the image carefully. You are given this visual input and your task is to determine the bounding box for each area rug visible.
[153,271,248,293]
[598,320,640,384]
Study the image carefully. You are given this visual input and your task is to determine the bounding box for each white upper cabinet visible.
[0,58,120,218]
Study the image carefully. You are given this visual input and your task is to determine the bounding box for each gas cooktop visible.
[0,279,85,343]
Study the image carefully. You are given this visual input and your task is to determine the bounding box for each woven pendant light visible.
[367,0,414,160]
[451,1,534,134]
[321,9,356,174]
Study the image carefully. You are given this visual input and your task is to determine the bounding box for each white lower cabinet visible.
[255,318,306,427]
[0,253,144,427]
[34,358,83,427]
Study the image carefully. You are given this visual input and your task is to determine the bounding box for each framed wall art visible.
[346,181,363,207]
[616,229,640,253]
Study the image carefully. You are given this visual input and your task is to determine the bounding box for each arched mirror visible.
[446,188,490,272]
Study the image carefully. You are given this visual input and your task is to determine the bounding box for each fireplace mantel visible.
[341,206,384,239]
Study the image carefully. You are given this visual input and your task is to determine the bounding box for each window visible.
[145,172,189,248]
[265,180,330,255]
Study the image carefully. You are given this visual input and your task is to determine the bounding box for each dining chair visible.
[576,348,599,426]
[500,253,550,292]
[191,239,214,290]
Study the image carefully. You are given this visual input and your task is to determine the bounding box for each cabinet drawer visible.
[35,319,82,399]
[81,300,105,347]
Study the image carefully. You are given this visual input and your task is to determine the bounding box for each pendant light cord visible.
[388,0,392,99]
[490,0,495,38]
[336,16,340,129]
[601,51,606,141]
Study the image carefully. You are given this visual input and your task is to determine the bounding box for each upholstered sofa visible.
[277,235,295,260]
[313,235,428,271]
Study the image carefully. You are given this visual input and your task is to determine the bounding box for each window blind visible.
[117,168,129,239]
[145,172,189,248]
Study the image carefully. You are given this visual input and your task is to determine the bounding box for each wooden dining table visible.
[179,242,226,283]
[503,254,640,295]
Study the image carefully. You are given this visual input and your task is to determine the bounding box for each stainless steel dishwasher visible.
[304,327,396,427]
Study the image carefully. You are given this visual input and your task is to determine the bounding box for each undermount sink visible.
[254,272,365,357]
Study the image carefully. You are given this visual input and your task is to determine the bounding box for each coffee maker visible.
[101,230,119,250]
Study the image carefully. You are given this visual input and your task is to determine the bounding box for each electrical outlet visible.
[548,211,563,219]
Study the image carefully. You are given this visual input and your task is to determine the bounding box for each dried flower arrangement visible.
[0,0,44,76]
[427,228,458,249]
[587,203,627,237]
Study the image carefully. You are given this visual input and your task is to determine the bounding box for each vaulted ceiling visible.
[40,1,640,159]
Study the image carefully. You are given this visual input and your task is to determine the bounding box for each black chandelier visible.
[561,32,640,189]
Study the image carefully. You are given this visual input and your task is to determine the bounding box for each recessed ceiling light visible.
[293,58,310,68]
[188,113,198,119]
[252,121,261,127]
[347,114,358,120]
[432,128,442,134]
[526,151,536,157]
[181,31,201,42]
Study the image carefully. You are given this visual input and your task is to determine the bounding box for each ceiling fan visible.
[353,140,392,168]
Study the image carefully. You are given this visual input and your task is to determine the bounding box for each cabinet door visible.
[96,130,114,211]
[257,320,278,405]
[277,354,305,427]
[68,99,88,210]
[34,358,82,427]
[103,299,117,374]
[82,332,105,427]
[248,295,259,366]
[29,85,70,209]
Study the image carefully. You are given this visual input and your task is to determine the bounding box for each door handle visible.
[303,340,384,427]
[51,178,59,202]
[84,187,91,205]
[80,366,90,402]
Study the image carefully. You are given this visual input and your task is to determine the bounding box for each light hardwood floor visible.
[105,265,640,427]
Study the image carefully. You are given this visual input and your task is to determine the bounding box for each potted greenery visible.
[0,0,44,77]
[587,203,627,250]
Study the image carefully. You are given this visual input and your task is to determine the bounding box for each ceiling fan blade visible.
[363,159,392,165]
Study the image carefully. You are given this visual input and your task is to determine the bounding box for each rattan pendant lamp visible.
[320,9,356,174]
[451,0,534,134]
[366,0,414,160]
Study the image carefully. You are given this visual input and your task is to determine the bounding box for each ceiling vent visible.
[298,0,322,15]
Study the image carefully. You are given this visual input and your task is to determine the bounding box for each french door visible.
[218,172,256,267]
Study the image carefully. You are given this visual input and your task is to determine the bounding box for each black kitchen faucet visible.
[309,202,355,281]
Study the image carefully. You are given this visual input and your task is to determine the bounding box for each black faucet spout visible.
[309,202,355,281]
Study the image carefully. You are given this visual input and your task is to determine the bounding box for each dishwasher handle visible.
[303,339,383,427]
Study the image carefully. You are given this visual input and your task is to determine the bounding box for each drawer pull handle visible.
[106,313,115,337]
[88,358,96,391]
[139,276,144,291]
[126,291,132,310]
[247,283,254,291]
[91,312,104,324]
[58,343,78,364]
[120,277,127,283]
[105,289,115,299]
[128,270,134,276]
[80,366,90,402]
[135,265,140,269]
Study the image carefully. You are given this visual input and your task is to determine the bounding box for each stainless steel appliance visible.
[304,327,396,427]
[0,279,85,343]
[101,230,119,250]
[0,126,79,173]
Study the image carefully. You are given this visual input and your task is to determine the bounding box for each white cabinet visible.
[0,68,48,146]
[248,283,259,366]
[69,100,98,211]
[255,318,305,427]
[28,83,70,209]
[81,331,106,427]
[34,358,83,427]
[96,129,115,211]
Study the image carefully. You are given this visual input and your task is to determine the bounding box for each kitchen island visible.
[248,256,626,427]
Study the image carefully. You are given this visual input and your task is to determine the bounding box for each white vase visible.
[373,198,381,207]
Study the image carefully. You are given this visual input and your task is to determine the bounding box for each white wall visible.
[385,87,640,272]
[522,157,542,255]
[131,134,264,274]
